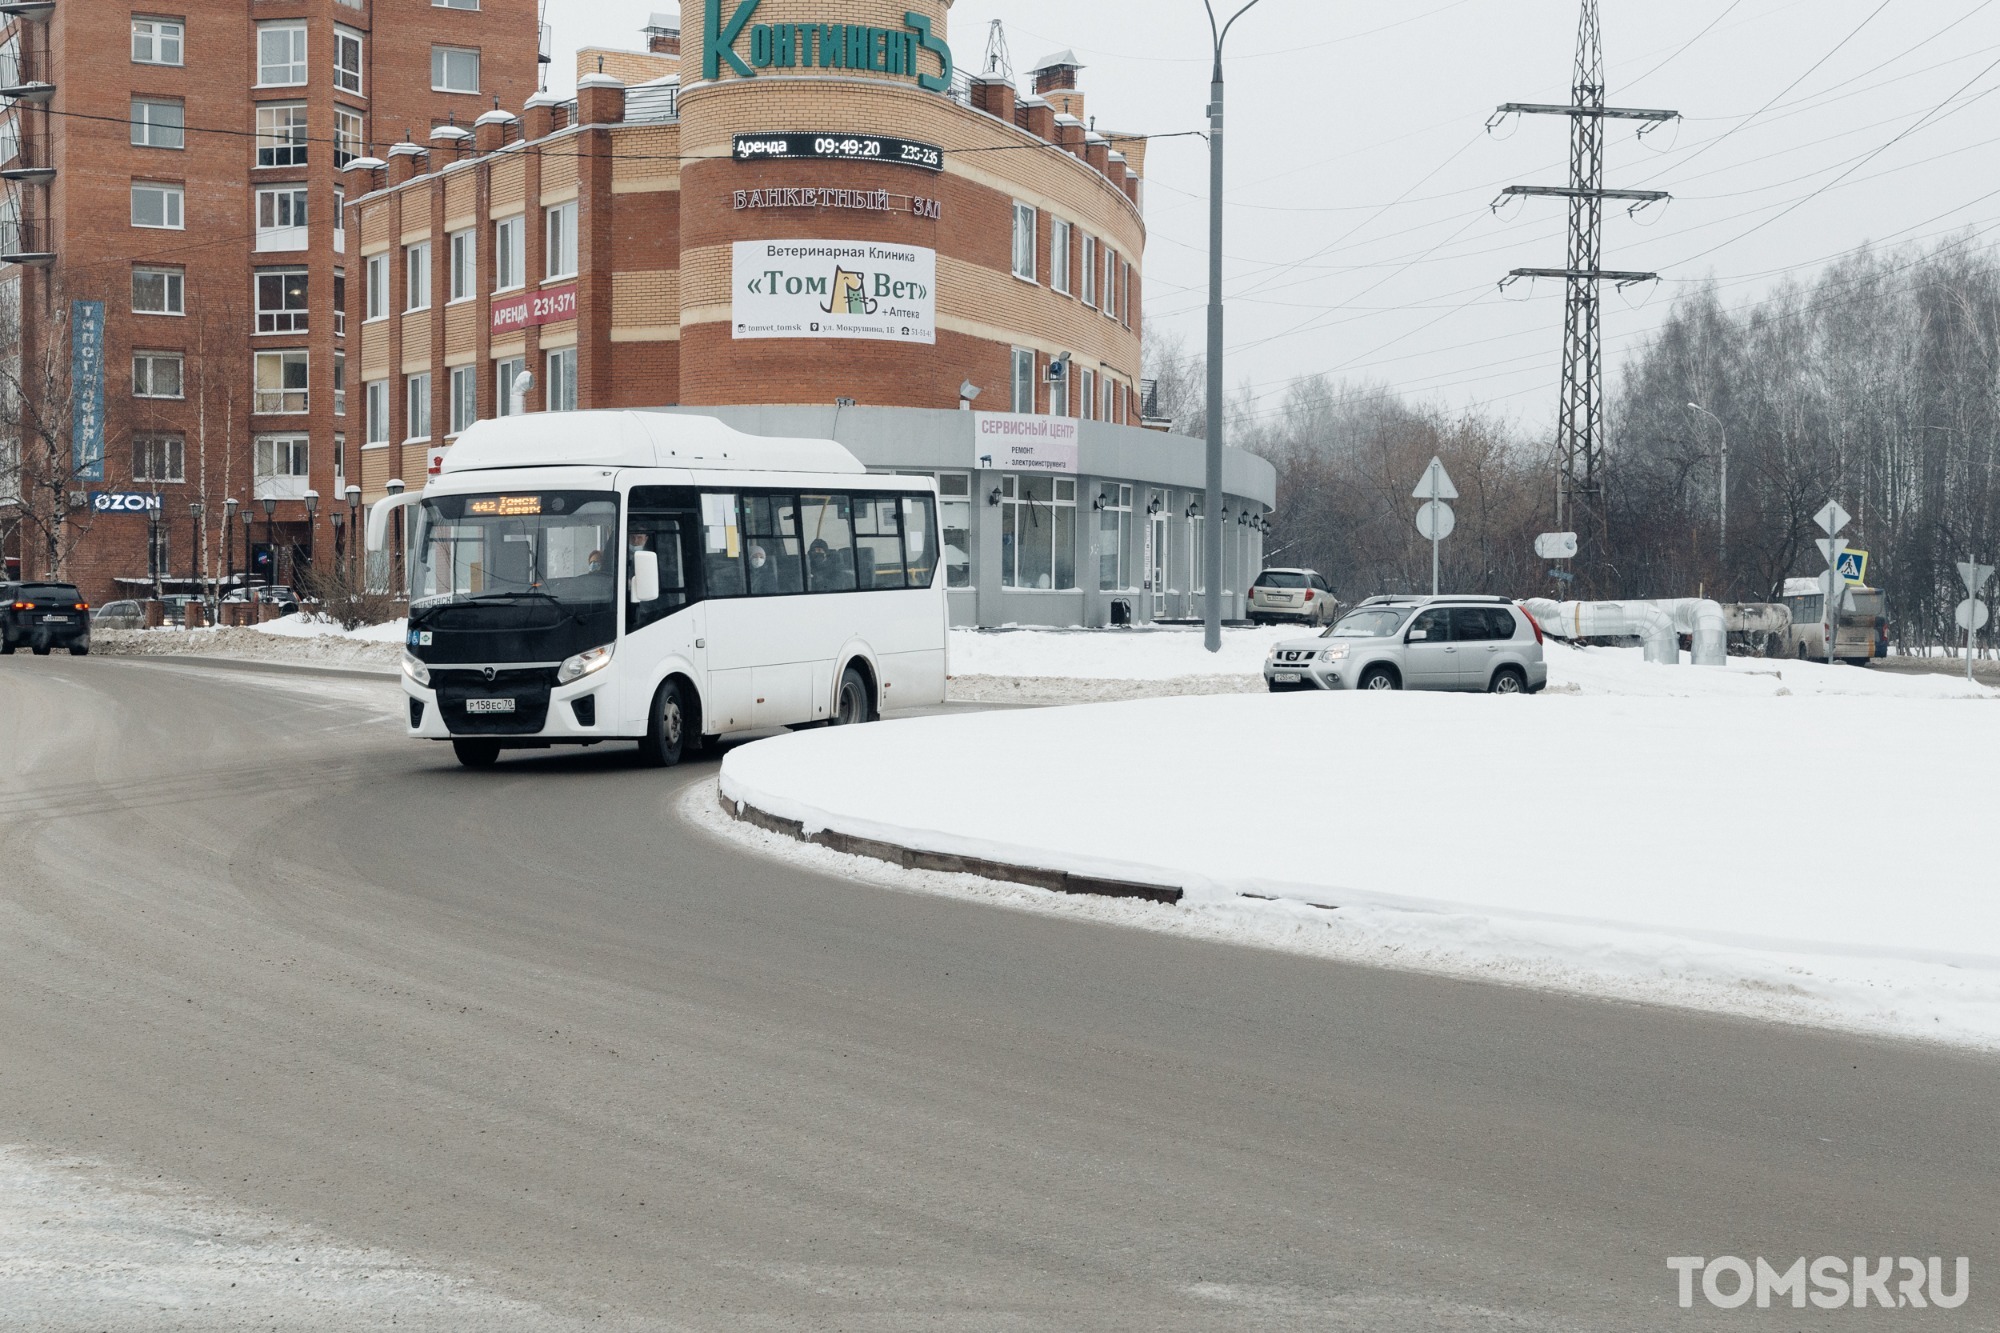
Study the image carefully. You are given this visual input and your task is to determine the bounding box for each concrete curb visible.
[718,788,1183,905]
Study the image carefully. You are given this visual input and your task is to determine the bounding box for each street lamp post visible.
[223,497,238,591]
[240,507,253,597]
[1686,402,1727,581]
[343,484,361,580]
[187,500,204,605]
[302,489,319,582]
[1203,0,1267,652]
[260,495,277,591]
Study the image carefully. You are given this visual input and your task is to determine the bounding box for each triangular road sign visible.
[1412,456,1459,501]
[1816,536,1848,567]
[1814,500,1850,535]
[1960,560,1995,594]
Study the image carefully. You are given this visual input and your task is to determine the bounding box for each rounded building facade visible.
[346,2,1273,627]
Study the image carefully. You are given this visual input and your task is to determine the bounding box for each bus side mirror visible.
[629,549,660,603]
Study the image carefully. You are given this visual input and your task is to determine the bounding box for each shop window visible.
[937,472,970,589]
[1098,483,1132,590]
[1000,475,1076,590]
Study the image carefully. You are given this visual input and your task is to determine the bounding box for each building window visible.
[1188,514,1205,594]
[544,347,576,411]
[130,97,184,150]
[1000,474,1076,590]
[132,435,185,483]
[1121,260,1131,327]
[131,182,184,230]
[431,45,479,93]
[0,118,17,166]
[332,267,345,337]
[1010,202,1036,282]
[255,268,308,333]
[938,472,971,589]
[1081,234,1097,307]
[1010,347,1034,414]
[333,432,347,486]
[1049,356,1069,416]
[448,227,475,302]
[365,378,389,444]
[1102,372,1116,423]
[364,253,387,320]
[544,201,576,280]
[133,351,183,399]
[332,186,346,238]
[1077,367,1094,421]
[334,27,363,95]
[405,372,431,440]
[254,185,306,250]
[434,0,481,8]
[1051,218,1071,296]
[132,17,184,66]
[257,22,307,87]
[495,356,525,415]
[254,433,309,479]
[493,214,524,290]
[256,103,308,168]
[449,364,476,434]
[334,107,363,168]
[1104,247,1118,319]
[1098,483,1132,589]
[254,350,309,413]
[132,266,184,315]
[333,350,346,416]
[404,241,430,311]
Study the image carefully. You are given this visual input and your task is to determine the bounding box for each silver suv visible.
[1263,595,1549,694]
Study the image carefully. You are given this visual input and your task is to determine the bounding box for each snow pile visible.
[719,685,2000,1049]
[252,612,408,644]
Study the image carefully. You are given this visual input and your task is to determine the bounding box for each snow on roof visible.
[440,411,865,476]
[1029,48,1084,73]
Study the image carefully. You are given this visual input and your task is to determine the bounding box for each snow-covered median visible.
[719,649,2000,1049]
[95,614,404,671]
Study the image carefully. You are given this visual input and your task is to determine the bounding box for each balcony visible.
[0,219,52,266]
[0,164,53,184]
[0,81,54,104]
[0,2,57,20]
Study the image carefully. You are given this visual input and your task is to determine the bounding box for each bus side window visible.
[626,513,691,633]
[800,494,857,592]
[741,493,805,595]
[700,492,745,597]
[852,495,906,589]
[902,494,938,588]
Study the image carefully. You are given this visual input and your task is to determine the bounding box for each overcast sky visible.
[546,1,2000,436]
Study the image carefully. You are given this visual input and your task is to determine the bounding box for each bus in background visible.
[369,412,947,768]
[1779,577,1889,665]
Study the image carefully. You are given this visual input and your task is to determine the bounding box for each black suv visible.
[1,581,91,655]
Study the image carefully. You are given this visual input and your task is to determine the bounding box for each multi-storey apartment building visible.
[0,0,537,602]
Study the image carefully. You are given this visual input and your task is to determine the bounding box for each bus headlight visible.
[401,652,431,687]
[558,643,615,685]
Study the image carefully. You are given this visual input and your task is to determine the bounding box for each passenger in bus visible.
[808,538,834,587]
[747,542,777,594]
[587,549,605,574]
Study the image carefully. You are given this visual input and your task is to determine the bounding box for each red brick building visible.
[341,3,1270,628]
[0,0,538,602]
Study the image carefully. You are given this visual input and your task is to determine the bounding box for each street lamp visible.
[223,497,238,590]
[260,494,277,591]
[344,483,361,579]
[187,500,204,603]
[1686,401,1728,578]
[1202,0,1268,653]
[385,478,406,599]
[302,488,319,578]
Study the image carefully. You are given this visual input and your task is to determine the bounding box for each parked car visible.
[1248,567,1337,626]
[2,580,91,655]
[1264,595,1548,694]
[92,599,146,630]
[221,584,301,616]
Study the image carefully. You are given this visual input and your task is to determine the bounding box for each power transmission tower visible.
[1493,0,1677,575]
[983,20,1013,81]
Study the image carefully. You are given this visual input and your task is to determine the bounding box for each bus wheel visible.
[639,678,688,767]
[831,666,871,726]
[453,739,500,768]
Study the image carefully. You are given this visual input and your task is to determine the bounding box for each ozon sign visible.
[490,283,576,336]
[703,0,954,94]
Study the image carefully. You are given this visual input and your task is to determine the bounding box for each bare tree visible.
[0,276,105,581]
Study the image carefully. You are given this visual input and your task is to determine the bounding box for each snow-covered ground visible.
[95,615,405,671]
[717,644,2000,1050]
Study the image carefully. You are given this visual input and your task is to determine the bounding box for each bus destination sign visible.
[733,132,944,173]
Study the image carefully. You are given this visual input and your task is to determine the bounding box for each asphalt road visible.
[2,654,1996,1330]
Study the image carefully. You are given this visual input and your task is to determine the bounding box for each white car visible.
[1265,596,1549,693]
[1247,567,1336,626]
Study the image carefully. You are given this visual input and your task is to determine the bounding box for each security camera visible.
[959,379,981,401]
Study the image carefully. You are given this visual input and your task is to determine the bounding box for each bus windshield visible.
[411,491,619,608]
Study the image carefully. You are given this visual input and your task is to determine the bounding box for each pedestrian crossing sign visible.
[1836,548,1868,584]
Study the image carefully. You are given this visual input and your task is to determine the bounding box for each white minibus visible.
[368,412,947,767]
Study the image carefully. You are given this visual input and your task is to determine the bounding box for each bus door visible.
[626,488,704,730]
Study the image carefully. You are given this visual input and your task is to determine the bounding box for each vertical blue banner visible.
[71,299,105,482]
